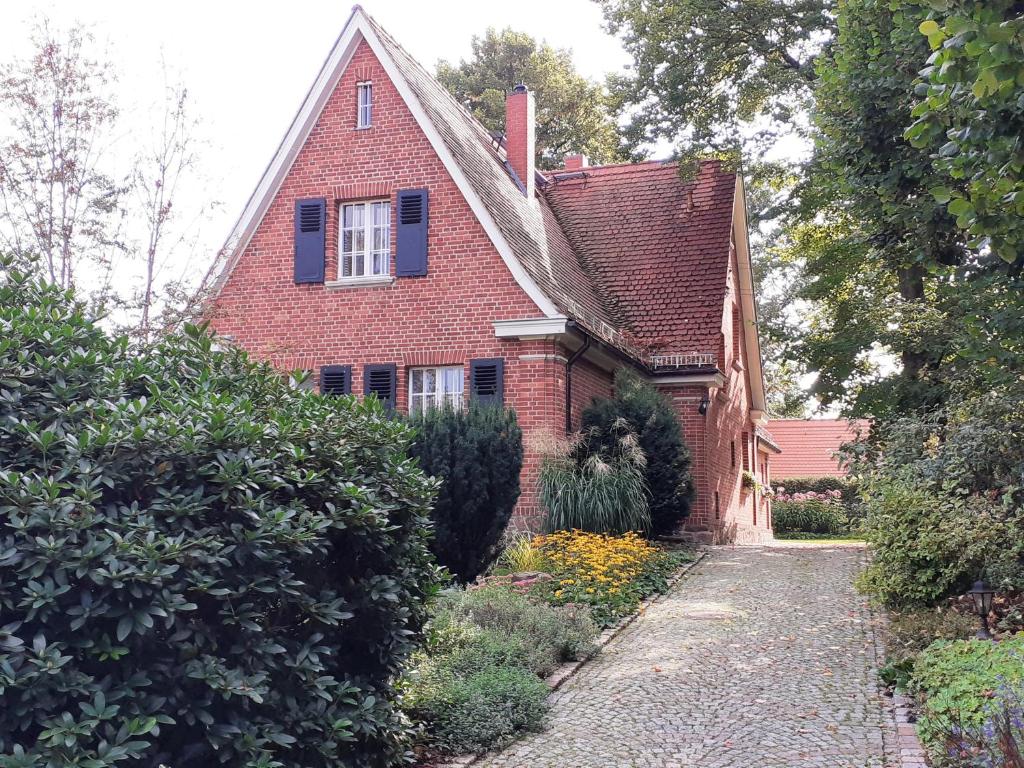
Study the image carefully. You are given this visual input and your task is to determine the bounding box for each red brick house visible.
[767,419,869,479]
[207,7,775,543]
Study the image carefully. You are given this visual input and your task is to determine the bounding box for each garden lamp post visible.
[968,580,995,640]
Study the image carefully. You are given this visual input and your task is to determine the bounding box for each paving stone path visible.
[477,544,899,768]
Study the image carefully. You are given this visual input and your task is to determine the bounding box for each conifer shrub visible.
[580,369,695,536]
[0,265,439,768]
[409,405,523,582]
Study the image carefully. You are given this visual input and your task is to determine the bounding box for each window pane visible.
[442,367,463,395]
[343,205,354,228]
[422,368,436,395]
[411,368,423,395]
[341,253,352,277]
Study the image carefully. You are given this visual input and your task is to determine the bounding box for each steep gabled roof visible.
[542,160,737,356]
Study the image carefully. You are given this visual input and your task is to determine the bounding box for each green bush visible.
[857,477,1024,607]
[404,585,595,753]
[772,499,849,535]
[0,267,440,767]
[409,405,523,582]
[540,418,650,534]
[912,636,1024,746]
[854,393,1024,607]
[404,663,548,754]
[580,369,695,535]
[445,586,597,668]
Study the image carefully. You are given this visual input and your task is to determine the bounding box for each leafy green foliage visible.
[539,418,650,535]
[853,391,1024,606]
[912,636,1024,744]
[772,500,849,536]
[0,264,440,767]
[906,0,1024,266]
[409,405,522,583]
[403,586,596,754]
[579,369,694,535]
[436,28,627,169]
[797,0,969,417]
[434,586,597,674]
[597,0,830,163]
[404,663,548,755]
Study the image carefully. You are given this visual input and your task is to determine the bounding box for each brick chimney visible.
[505,84,535,197]
[564,154,589,171]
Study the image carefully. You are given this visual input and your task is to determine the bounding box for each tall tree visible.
[0,19,123,293]
[126,68,217,341]
[796,0,969,417]
[437,27,628,169]
[597,0,833,164]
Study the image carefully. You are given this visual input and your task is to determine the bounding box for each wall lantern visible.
[698,394,710,415]
[968,580,995,640]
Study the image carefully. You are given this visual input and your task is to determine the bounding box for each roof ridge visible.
[360,11,503,154]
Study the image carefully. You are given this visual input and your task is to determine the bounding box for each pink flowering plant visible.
[773,487,844,504]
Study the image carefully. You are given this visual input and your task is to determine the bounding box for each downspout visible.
[564,335,592,433]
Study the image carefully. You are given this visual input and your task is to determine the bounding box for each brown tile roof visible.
[542,160,737,357]
[365,12,736,362]
[767,419,871,478]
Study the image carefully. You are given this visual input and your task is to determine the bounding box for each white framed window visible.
[357,82,372,128]
[340,200,390,278]
[409,366,464,415]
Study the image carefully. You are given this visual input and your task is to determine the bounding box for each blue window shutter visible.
[320,365,351,395]
[395,189,428,276]
[470,358,504,406]
[295,198,326,283]
[364,364,397,409]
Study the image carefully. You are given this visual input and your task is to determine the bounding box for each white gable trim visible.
[206,9,560,318]
[732,175,768,421]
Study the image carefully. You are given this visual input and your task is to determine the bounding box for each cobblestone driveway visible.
[477,544,898,768]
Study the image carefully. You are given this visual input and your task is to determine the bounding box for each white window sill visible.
[325,275,394,289]
[355,125,373,131]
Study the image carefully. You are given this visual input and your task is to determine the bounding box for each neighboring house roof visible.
[767,419,870,478]
[206,7,760,388]
[543,160,737,356]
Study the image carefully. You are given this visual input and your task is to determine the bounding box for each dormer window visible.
[357,82,373,128]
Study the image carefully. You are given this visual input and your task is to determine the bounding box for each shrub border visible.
[434,547,708,767]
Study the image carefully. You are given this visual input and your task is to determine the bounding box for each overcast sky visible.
[1,0,635,291]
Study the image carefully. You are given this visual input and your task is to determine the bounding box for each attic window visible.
[357,82,372,128]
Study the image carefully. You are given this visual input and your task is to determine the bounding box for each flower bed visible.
[404,531,695,759]
[532,530,693,627]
